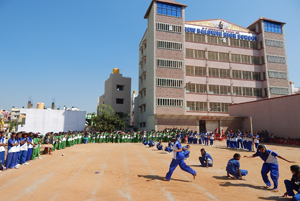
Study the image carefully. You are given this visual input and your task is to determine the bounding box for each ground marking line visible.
[134,146,175,201]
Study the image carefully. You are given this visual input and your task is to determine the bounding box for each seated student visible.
[283,165,300,200]
[164,140,173,154]
[148,139,155,147]
[199,148,213,167]
[156,140,163,150]
[143,137,148,146]
[182,145,190,159]
[226,153,248,180]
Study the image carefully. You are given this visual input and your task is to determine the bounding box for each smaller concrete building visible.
[229,93,300,138]
[98,68,131,117]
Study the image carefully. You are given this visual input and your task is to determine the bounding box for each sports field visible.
[0,141,298,201]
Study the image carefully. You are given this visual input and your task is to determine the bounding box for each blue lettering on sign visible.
[185,27,257,41]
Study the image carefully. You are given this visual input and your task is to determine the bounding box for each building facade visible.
[137,0,290,132]
[98,69,131,117]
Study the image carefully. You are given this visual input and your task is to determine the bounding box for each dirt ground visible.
[0,141,299,201]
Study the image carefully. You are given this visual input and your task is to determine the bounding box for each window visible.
[233,70,242,79]
[157,2,182,18]
[253,72,261,80]
[265,39,284,48]
[208,51,218,60]
[243,71,252,80]
[253,88,262,97]
[209,68,230,78]
[116,85,124,91]
[157,98,183,107]
[230,39,239,47]
[268,71,287,79]
[267,55,285,64]
[195,50,205,59]
[186,83,206,93]
[270,87,289,95]
[116,99,124,104]
[264,21,282,34]
[186,49,194,58]
[195,66,206,76]
[157,78,183,88]
[219,53,229,61]
[220,85,231,95]
[207,35,218,44]
[233,87,242,95]
[243,87,253,96]
[186,101,207,111]
[157,40,182,50]
[186,66,194,75]
[157,59,183,69]
[210,102,229,112]
[231,54,241,63]
[194,34,205,43]
[209,85,220,94]
[157,23,182,34]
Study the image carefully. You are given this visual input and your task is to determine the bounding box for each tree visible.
[91,104,130,132]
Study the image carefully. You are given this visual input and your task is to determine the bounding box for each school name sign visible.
[185,26,258,42]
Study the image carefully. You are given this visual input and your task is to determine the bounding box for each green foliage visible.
[92,104,130,132]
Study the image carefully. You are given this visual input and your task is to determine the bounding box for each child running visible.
[244,144,295,192]
[164,138,196,181]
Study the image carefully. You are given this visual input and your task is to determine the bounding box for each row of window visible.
[185,33,260,49]
[268,71,287,79]
[186,49,261,64]
[270,87,289,95]
[157,98,183,107]
[265,39,284,48]
[186,102,229,112]
[186,66,263,80]
[156,23,182,33]
[267,55,286,64]
[157,78,183,88]
[264,21,282,34]
[157,40,182,50]
[233,87,262,97]
[157,59,183,69]
[186,83,263,97]
[157,2,182,18]
[231,54,261,65]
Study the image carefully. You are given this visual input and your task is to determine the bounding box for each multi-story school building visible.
[136,0,290,132]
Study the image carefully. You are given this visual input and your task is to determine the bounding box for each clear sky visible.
[1,0,299,113]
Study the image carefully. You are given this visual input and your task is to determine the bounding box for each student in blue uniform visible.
[26,133,34,162]
[283,165,300,200]
[226,153,248,180]
[164,140,173,154]
[14,133,21,168]
[164,138,197,181]
[193,132,198,144]
[244,144,295,191]
[226,134,231,148]
[19,133,29,165]
[5,132,18,169]
[209,133,214,146]
[247,133,253,152]
[182,145,190,159]
[254,133,260,150]
[199,148,213,167]
[148,139,155,147]
[0,131,7,166]
[156,140,163,150]
[203,131,208,146]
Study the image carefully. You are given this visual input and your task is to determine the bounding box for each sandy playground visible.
[0,141,299,201]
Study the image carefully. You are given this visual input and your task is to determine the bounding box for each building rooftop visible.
[247,17,286,28]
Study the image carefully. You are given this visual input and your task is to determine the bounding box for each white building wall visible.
[18,109,86,134]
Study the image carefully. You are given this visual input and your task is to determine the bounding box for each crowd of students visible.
[1,128,299,200]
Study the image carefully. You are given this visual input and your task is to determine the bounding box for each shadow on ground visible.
[258,196,286,200]
[137,175,191,182]
[219,181,273,191]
